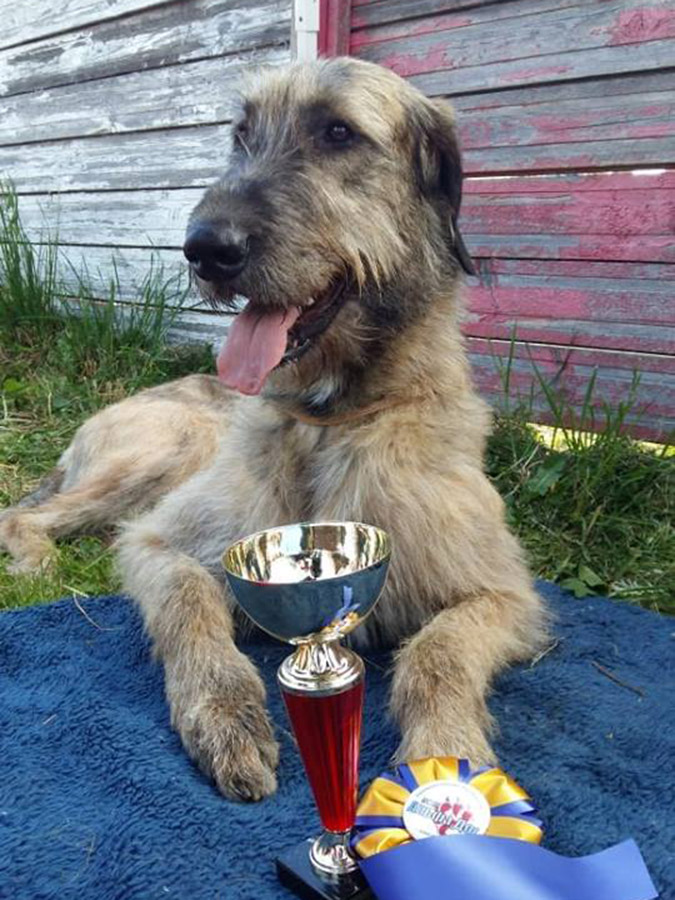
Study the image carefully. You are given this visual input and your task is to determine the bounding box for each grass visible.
[485,341,674,613]
[486,416,673,613]
[0,183,213,610]
[1,185,673,614]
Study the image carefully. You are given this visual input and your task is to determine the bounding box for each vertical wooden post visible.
[292,0,320,61]
[318,0,352,56]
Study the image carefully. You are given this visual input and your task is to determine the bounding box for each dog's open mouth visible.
[217,279,348,395]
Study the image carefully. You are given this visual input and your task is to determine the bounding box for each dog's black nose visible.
[183,224,249,281]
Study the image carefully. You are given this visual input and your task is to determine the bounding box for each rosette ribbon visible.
[353,758,657,900]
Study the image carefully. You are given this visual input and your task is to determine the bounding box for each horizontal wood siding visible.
[351,0,675,439]
[2,0,292,346]
[0,0,168,51]
[0,0,290,97]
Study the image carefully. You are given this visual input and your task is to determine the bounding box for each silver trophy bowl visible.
[222,521,391,644]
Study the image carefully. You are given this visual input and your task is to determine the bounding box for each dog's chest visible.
[252,421,359,522]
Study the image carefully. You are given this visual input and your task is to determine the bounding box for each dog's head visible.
[185,57,473,398]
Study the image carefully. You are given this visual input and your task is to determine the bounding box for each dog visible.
[0,375,233,572]
[3,57,547,802]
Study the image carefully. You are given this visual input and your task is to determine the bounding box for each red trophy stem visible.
[282,678,365,833]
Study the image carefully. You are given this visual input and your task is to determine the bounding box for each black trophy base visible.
[276,839,373,900]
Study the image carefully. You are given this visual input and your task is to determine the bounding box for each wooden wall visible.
[1,0,292,342]
[4,0,674,438]
[350,0,675,439]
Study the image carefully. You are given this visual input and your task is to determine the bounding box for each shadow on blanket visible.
[0,582,672,899]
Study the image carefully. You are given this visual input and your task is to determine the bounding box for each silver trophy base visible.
[277,836,372,900]
[310,830,359,876]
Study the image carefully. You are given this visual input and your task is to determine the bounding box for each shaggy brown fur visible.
[118,58,547,800]
[0,375,233,572]
[3,57,547,802]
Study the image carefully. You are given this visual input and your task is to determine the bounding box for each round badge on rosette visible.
[352,756,543,859]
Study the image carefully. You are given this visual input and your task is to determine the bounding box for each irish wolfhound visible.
[4,57,547,801]
[0,376,233,572]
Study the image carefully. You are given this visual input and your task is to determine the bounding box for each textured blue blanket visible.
[0,583,672,899]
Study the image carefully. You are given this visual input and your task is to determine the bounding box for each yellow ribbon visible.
[353,756,543,859]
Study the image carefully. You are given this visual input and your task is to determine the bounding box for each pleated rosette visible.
[353,756,543,858]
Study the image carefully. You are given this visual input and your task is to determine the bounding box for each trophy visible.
[223,521,391,900]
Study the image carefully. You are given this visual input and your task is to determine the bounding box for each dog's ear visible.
[413,98,475,276]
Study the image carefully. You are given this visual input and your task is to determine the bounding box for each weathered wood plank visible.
[461,173,675,262]
[14,189,202,248]
[353,0,675,94]
[0,0,291,99]
[0,0,167,51]
[167,309,233,347]
[319,0,353,55]
[353,0,675,56]
[451,73,675,172]
[464,314,675,356]
[468,341,675,440]
[464,181,675,238]
[0,46,289,147]
[464,257,675,358]
[465,233,675,265]
[45,244,194,306]
[352,0,501,10]
[470,257,675,279]
[463,136,675,174]
[468,338,675,377]
[352,0,585,41]
[464,271,674,328]
[450,69,675,109]
[0,126,230,193]
[405,38,675,98]
[464,172,675,195]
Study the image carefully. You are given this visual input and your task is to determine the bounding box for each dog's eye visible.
[324,121,353,145]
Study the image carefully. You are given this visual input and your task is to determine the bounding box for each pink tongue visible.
[217,302,301,395]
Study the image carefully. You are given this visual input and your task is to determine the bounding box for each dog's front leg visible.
[390,591,535,767]
[118,516,279,801]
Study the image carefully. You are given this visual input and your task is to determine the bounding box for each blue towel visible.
[0,583,672,899]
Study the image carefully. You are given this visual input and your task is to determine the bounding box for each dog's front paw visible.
[394,719,496,769]
[171,660,279,801]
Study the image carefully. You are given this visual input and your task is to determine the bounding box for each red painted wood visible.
[467,338,675,376]
[319,0,353,55]
[464,315,675,357]
[352,0,675,79]
[464,173,675,194]
[351,0,582,43]
[468,344,675,441]
[467,234,675,265]
[352,1,675,102]
[470,258,675,279]
[345,0,675,437]
[352,0,675,48]
[462,258,675,356]
[466,284,672,326]
[456,96,674,154]
[351,0,493,9]
[470,374,675,441]
[462,180,675,262]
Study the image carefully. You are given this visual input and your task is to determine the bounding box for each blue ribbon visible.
[360,835,658,900]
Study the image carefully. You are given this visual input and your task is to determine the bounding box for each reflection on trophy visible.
[223,522,391,899]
